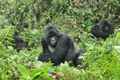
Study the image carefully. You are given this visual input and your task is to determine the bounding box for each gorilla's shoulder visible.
[59,33,72,41]
[60,33,70,38]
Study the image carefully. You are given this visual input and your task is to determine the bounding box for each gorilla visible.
[38,23,84,66]
[13,31,28,52]
[91,20,114,39]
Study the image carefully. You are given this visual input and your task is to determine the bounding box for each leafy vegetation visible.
[0,0,120,80]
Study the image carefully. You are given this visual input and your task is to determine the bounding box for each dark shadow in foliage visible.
[13,31,28,52]
[38,23,84,67]
[91,20,114,39]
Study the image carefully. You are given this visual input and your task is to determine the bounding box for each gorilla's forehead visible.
[98,20,111,26]
[45,23,58,31]
[44,25,60,38]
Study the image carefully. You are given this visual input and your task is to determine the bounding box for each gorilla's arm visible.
[65,38,75,61]
[41,37,50,53]
[53,35,72,60]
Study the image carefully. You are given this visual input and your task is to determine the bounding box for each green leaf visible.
[17,64,31,80]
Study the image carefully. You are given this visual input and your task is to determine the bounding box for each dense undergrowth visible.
[0,0,120,80]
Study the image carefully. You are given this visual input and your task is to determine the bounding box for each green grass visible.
[0,0,120,80]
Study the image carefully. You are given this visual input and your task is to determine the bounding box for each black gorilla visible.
[38,24,83,66]
[91,20,114,39]
[13,32,28,52]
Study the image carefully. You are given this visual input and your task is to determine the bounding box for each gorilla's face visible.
[45,26,60,47]
[49,36,58,47]
[97,20,112,32]
[44,23,62,48]
[102,24,111,32]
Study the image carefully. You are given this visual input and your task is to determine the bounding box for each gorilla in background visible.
[38,23,84,66]
[13,31,28,52]
[91,20,114,39]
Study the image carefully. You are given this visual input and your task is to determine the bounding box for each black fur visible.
[38,23,83,66]
[13,32,28,52]
[91,20,114,39]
